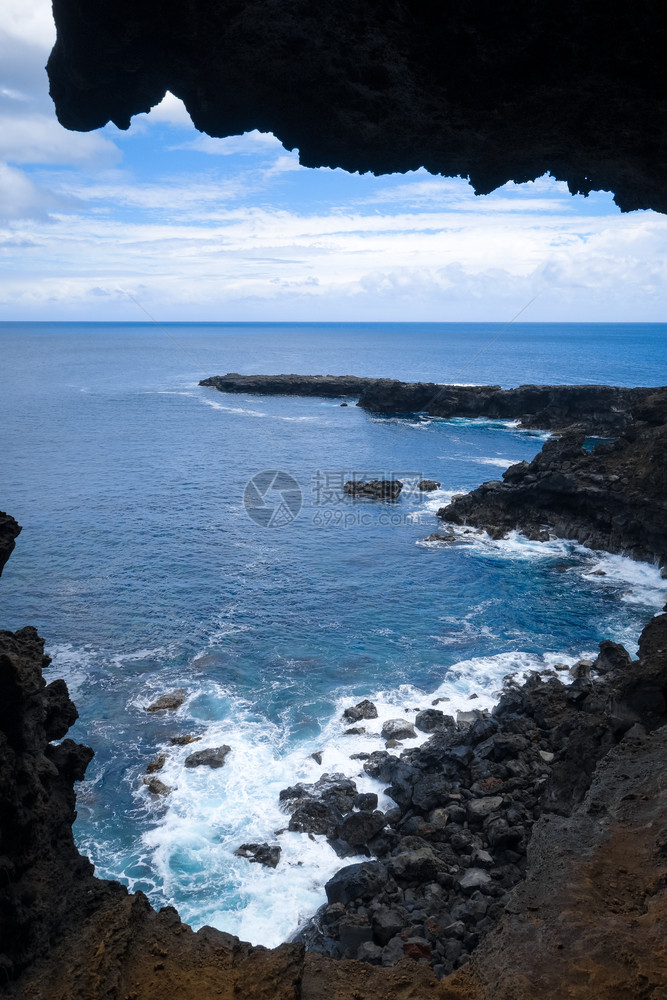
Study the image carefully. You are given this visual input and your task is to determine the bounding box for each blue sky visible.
[2,0,667,322]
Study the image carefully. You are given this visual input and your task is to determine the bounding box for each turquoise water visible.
[1,321,665,944]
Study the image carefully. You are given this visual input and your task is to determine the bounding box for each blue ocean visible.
[1,321,665,946]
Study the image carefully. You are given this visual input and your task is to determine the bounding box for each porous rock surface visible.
[47,1,667,212]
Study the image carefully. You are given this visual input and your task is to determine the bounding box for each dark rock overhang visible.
[47,0,667,213]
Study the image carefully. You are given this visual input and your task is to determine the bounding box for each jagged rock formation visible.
[438,387,667,565]
[201,375,661,435]
[1,514,667,997]
[281,618,667,979]
[47,1,667,212]
[0,512,21,576]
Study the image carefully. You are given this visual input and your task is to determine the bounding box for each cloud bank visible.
[1,0,667,321]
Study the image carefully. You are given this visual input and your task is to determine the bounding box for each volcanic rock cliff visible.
[438,387,667,565]
[1,505,666,998]
[47,0,667,213]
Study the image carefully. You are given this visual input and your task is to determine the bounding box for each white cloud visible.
[263,153,304,177]
[143,92,193,128]
[2,191,667,320]
[170,130,289,156]
[0,115,121,167]
[0,1,663,323]
[363,174,582,214]
[0,161,66,219]
[0,0,56,50]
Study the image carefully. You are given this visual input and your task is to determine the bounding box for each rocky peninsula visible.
[200,374,660,435]
[2,377,666,997]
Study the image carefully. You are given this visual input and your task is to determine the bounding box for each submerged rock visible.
[144,777,171,796]
[145,754,167,774]
[146,689,185,712]
[234,843,281,868]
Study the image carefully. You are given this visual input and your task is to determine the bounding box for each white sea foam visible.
[136,641,590,947]
[198,395,320,422]
[416,487,458,514]
[581,551,666,608]
[476,457,516,469]
[44,643,93,699]
[138,695,344,944]
[427,524,665,610]
[148,390,198,397]
[200,397,268,418]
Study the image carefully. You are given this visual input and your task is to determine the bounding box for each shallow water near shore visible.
[1,321,665,945]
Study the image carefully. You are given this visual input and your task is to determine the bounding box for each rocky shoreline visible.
[2,373,667,998]
[268,625,667,979]
[437,387,667,566]
[200,373,662,435]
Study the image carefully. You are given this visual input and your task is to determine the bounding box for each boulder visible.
[146,689,185,712]
[144,778,171,796]
[411,773,453,812]
[417,480,441,491]
[338,916,373,958]
[402,937,432,960]
[415,709,455,733]
[338,810,386,847]
[356,941,383,964]
[458,867,492,890]
[325,861,391,905]
[371,905,409,946]
[184,745,231,769]
[343,699,378,722]
[381,719,417,741]
[387,849,444,885]
[468,796,504,819]
[145,754,167,774]
[344,480,403,500]
[353,792,378,810]
[593,640,633,675]
[288,799,343,838]
[234,843,281,868]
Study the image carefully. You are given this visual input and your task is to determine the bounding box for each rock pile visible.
[280,616,667,978]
